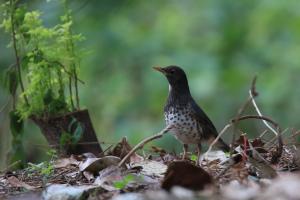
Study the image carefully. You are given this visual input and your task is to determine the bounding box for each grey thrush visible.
[154,65,230,163]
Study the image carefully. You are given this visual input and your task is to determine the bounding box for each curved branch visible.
[231,115,280,132]
[118,125,172,167]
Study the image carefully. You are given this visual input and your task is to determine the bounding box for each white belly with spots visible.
[164,107,202,144]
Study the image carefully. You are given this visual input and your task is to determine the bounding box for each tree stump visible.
[31,109,102,156]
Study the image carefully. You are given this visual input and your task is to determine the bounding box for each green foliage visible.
[27,149,57,183]
[1,0,85,120]
[190,154,198,162]
[0,0,86,168]
[28,161,54,180]
[113,174,135,190]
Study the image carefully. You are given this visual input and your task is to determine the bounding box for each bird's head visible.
[153,65,190,93]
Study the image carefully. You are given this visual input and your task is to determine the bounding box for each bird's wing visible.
[189,99,219,139]
[189,99,230,152]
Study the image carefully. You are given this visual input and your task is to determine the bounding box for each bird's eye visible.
[170,69,175,74]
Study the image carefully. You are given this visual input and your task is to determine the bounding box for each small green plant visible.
[113,174,135,190]
[27,150,57,184]
[1,0,84,120]
[190,154,198,162]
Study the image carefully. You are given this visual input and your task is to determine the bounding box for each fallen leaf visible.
[7,176,37,190]
[161,161,212,191]
[130,159,167,178]
[83,171,95,182]
[248,157,277,179]
[54,156,80,168]
[94,166,123,191]
[110,137,144,164]
[79,156,121,174]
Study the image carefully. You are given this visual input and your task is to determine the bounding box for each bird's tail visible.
[215,138,230,152]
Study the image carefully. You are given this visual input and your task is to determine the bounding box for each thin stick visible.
[9,0,29,106]
[231,115,279,131]
[69,76,75,110]
[249,90,278,136]
[118,125,172,167]
[203,123,232,158]
[230,76,258,153]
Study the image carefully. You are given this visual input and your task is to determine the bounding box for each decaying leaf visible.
[161,161,212,191]
[54,156,80,168]
[7,176,37,190]
[248,157,277,179]
[130,159,167,178]
[110,137,144,164]
[79,156,121,174]
[94,166,123,191]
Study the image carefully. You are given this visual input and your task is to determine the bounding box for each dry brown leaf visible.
[83,171,95,182]
[7,176,37,190]
[79,156,121,174]
[54,156,80,168]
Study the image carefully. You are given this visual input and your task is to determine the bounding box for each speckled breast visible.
[164,106,202,144]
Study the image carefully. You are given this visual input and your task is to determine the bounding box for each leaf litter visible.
[1,77,300,200]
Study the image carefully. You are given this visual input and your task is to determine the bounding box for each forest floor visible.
[0,134,300,200]
[1,78,300,200]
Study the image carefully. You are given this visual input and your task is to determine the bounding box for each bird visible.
[153,65,230,164]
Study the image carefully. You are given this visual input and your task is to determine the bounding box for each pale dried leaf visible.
[7,176,37,190]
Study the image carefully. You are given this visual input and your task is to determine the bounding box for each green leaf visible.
[113,181,126,189]
[22,55,30,69]
[113,174,135,189]
[72,122,83,144]
[32,49,44,63]
[14,5,27,26]
[190,154,198,162]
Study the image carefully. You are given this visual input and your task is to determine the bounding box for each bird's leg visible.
[182,144,188,160]
[196,143,202,165]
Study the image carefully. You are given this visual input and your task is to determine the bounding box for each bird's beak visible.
[153,66,166,74]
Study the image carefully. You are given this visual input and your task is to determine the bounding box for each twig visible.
[118,125,172,167]
[259,130,268,138]
[68,76,75,110]
[231,115,280,131]
[230,76,258,153]
[264,128,288,148]
[249,89,278,136]
[9,0,29,106]
[232,114,283,163]
[45,59,85,84]
[204,123,232,158]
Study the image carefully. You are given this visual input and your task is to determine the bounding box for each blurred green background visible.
[1,0,300,168]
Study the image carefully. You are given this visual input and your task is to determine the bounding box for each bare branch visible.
[231,115,280,132]
[118,125,172,167]
[249,89,278,136]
